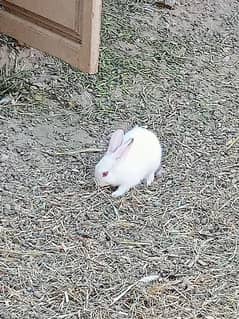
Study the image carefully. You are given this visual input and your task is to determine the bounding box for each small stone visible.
[0,154,9,162]
[4,204,11,211]
[164,0,176,6]
[153,200,161,207]
[33,291,42,299]
[0,96,12,105]
[3,184,10,191]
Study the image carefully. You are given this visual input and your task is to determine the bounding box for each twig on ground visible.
[42,148,103,156]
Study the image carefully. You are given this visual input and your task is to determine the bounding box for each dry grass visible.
[0,0,239,318]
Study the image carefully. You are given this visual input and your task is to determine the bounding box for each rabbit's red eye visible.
[102,171,108,177]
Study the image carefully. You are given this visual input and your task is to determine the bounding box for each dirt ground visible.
[0,0,239,318]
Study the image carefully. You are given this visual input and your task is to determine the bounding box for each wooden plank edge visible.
[80,0,102,73]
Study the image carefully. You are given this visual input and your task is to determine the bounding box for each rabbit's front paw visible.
[112,185,129,198]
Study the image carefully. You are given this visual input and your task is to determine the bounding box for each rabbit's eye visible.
[102,171,108,177]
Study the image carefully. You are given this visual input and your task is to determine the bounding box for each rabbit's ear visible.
[107,129,124,153]
[112,138,134,159]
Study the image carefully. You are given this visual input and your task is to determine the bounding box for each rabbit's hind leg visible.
[145,172,155,186]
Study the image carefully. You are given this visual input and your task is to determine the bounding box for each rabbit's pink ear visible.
[113,138,134,159]
[107,129,124,153]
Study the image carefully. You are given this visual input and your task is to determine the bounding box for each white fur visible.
[95,126,162,197]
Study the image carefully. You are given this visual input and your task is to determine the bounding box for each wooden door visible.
[0,0,102,73]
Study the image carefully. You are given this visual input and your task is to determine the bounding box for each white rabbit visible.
[94,126,162,197]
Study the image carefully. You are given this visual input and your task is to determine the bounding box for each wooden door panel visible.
[5,0,80,31]
[1,0,82,42]
[0,0,102,73]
